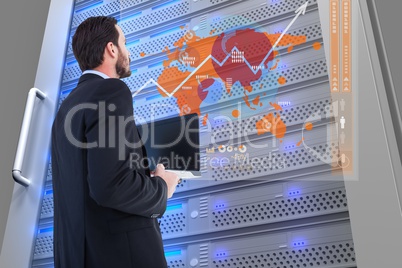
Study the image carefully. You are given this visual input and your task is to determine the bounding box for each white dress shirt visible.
[82,70,110,79]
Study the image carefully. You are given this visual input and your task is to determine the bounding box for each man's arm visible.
[84,78,167,218]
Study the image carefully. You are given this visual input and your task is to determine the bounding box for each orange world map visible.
[146,26,316,141]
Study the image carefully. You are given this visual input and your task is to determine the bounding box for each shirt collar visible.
[82,70,110,79]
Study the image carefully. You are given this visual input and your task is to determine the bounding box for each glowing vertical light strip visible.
[330,0,340,93]
[342,0,351,94]
[340,0,353,174]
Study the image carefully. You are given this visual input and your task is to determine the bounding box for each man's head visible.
[72,16,131,78]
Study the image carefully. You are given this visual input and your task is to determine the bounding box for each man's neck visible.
[93,66,118,79]
[83,70,110,79]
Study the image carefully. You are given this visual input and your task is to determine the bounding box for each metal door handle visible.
[12,88,46,187]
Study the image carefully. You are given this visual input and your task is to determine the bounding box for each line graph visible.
[132,1,309,98]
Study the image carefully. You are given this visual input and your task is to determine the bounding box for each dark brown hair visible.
[72,16,119,71]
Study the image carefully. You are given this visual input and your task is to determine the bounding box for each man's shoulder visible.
[93,78,131,100]
[82,76,129,94]
[72,77,131,100]
[99,78,130,91]
[80,75,128,89]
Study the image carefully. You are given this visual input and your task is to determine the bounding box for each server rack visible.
[2,0,375,267]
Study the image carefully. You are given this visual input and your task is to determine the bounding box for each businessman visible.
[51,16,180,268]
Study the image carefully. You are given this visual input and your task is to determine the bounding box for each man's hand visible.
[154,164,180,199]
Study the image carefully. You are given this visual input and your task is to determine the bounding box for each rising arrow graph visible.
[132,1,309,98]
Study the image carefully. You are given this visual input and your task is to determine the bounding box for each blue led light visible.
[61,89,73,96]
[289,190,301,196]
[148,62,163,69]
[293,241,306,247]
[166,204,183,211]
[278,101,291,107]
[152,0,180,10]
[284,144,296,150]
[45,190,53,195]
[126,39,140,47]
[75,2,103,13]
[215,252,227,257]
[164,250,182,257]
[118,12,142,23]
[215,203,225,208]
[66,60,77,66]
[39,227,54,234]
[212,16,221,23]
[146,95,161,101]
[150,26,182,38]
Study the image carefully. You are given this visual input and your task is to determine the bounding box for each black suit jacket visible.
[51,74,168,268]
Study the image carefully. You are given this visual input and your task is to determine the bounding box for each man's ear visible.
[105,42,117,58]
